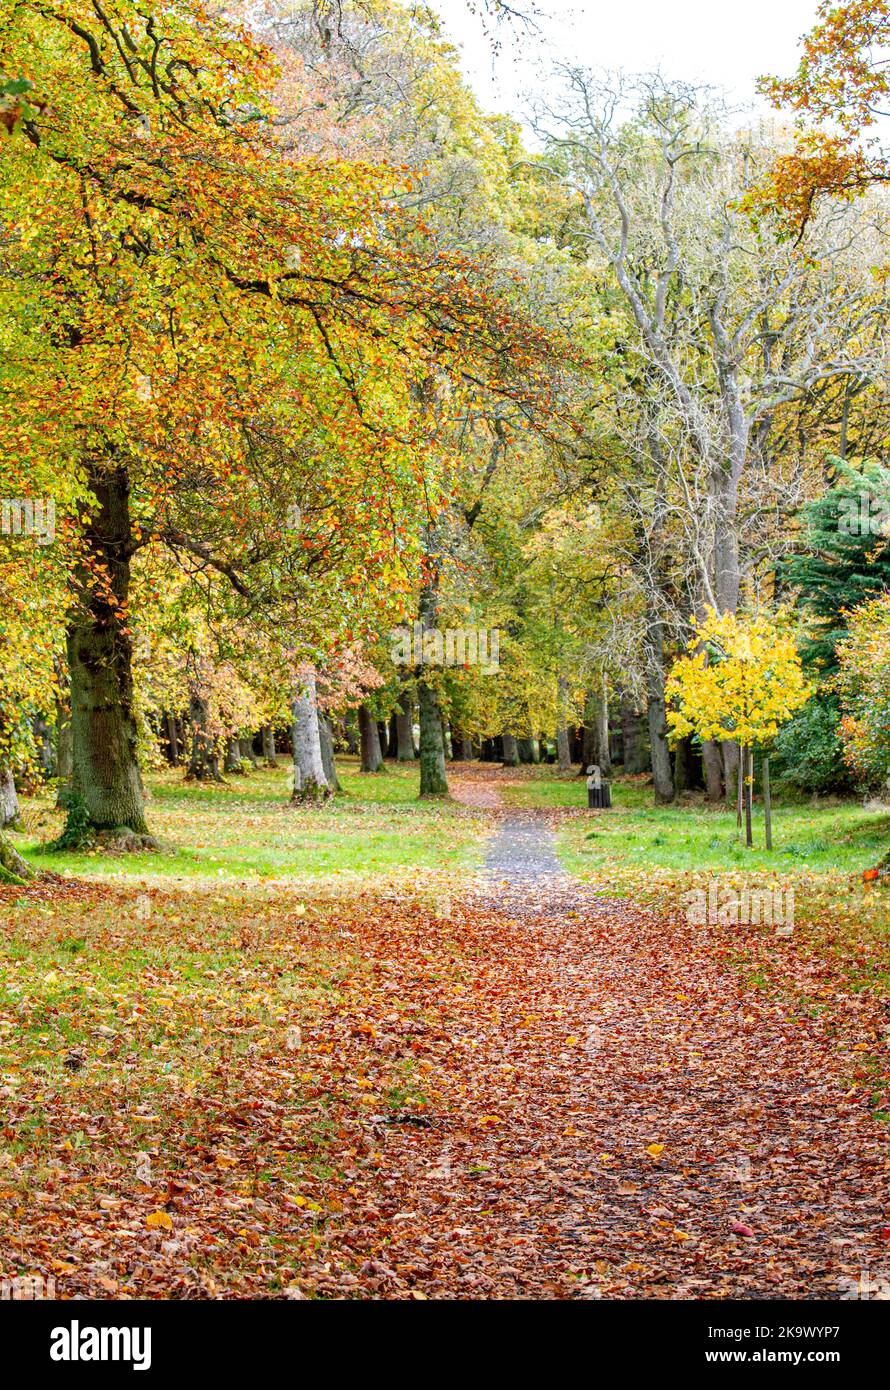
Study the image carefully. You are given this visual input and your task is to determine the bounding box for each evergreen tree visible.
[780,459,890,675]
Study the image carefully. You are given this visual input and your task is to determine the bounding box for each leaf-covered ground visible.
[1,770,888,1299]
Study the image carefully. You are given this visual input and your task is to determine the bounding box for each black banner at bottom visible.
[0,1297,884,1379]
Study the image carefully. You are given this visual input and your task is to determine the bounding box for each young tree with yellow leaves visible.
[666,611,811,848]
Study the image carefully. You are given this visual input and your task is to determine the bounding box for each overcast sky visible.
[427,0,821,125]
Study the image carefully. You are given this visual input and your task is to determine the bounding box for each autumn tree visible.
[666,610,810,847]
[757,0,890,235]
[2,0,560,837]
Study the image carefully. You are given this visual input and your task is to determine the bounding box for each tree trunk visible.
[556,676,572,771]
[33,715,55,776]
[291,669,330,803]
[0,766,19,828]
[450,727,467,761]
[187,692,222,782]
[166,711,180,766]
[722,740,740,806]
[518,737,539,764]
[594,677,612,774]
[418,681,448,796]
[318,712,341,792]
[66,461,147,833]
[501,734,519,768]
[395,691,415,761]
[763,755,772,851]
[377,719,389,759]
[224,737,244,774]
[416,579,448,797]
[0,832,33,885]
[702,740,724,802]
[673,736,691,794]
[619,694,647,774]
[240,736,258,769]
[581,690,597,768]
[743,745,753,849]
[358,704,383,773]
[261,723,278,767]
[55,699,73,807]
[645,613,674,804]
[345,711,359,756]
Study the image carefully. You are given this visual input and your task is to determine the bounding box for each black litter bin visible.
[587,781,612,809]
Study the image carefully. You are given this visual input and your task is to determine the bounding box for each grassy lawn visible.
[502,769,890,972]
[10,760,491,886]
[502,770,890,875]
[2,761,889,1299]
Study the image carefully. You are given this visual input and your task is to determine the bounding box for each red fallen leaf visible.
[731,1221,756,1238]
[878,1227,890,1242]
[863,868,879,882]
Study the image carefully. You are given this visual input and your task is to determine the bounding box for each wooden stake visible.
[763,754,772,851]
[736,741,743,830]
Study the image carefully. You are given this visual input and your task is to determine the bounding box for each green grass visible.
[502,770,890,875]
[12,760,489,884]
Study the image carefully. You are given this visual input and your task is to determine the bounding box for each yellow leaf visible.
[146,1211,173,1231]
[645,1143,665,1159]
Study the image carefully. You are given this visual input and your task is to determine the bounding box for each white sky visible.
[427,0,821,124]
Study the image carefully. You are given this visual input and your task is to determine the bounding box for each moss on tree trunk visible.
[66,461,148,835]
[418,681,448,797]
[0,834,33,885]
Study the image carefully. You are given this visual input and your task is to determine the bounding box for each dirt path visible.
[6,772,887,1301]
[299,771,890,1299]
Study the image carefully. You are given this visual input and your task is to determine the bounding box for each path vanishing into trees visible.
[298,768,890,1299]
[3,768,888,1300]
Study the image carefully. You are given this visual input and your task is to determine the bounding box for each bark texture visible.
[0,766,19,828]
[291,670,330,803]
[418,681,448,796]
[0,833,33,884]
[318,712,341,792]
[66,462,147,832]
[395,690,415,760]
[358,704,383,773]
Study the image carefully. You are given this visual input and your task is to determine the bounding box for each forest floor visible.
[1,764,888,1299]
